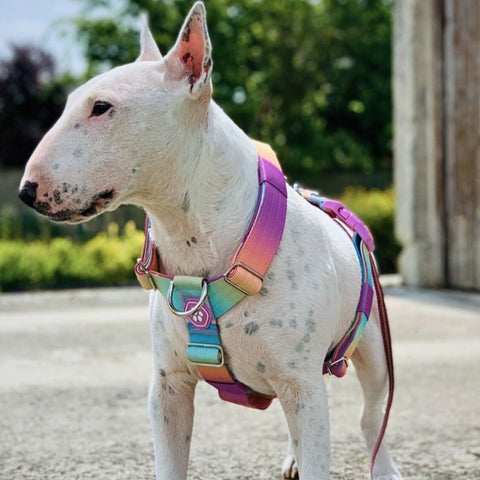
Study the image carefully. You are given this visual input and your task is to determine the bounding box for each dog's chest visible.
[150,201,359,397]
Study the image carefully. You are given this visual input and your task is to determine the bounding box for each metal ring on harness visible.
[167,279,208,317]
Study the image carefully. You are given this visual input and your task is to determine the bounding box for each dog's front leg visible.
[272,375,331,479]
[148,371,196,480]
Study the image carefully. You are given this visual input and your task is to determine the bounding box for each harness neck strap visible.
[134,140,288,409]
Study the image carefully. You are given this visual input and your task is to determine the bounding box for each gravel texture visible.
[1,286,479,479]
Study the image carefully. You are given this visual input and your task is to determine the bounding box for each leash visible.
[369,256,395,478]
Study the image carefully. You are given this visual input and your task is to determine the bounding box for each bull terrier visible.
[19,2,402,479]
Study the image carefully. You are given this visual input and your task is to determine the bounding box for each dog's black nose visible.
[18,181,38,207]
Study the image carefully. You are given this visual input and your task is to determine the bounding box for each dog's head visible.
[19,2,213,223]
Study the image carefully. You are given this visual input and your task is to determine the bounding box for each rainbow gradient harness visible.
[135,142,394,475]
[135,140,378,405]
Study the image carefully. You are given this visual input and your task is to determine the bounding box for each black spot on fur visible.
[53,163,59,170]
[167,385,175,396]
[53,190,63,205]
[259,287,268,297]
[182,22,192,42]
[288,361,296,369]
[287,270,298,290]
[182,192,190,212]
[244,321,259,336]
[186,434,191,443]
[191,237,197,244]
[295,403,305,415]
[159,369,166,377]
[306,318,316,333]
[303,333,311,343]
[73,147,84,158]
[295,342,304,353]
[256,362,266,373]
[186,240,191,247]
[269,319,282,328]
[289,318,297,329]
[74,123,81,129]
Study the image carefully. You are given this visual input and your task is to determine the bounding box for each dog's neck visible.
[141,101,259,279]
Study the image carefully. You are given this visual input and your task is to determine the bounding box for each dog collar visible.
[135,141,288,409]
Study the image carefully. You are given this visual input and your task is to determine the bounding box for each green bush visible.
[340,187,400,274]
[0,221,144,291]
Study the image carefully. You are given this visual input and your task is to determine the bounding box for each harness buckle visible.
[326,357,348,377]
[167,279,208,317]
[135,260,156,290]
[224,262,264,295]
[187,343,225,367]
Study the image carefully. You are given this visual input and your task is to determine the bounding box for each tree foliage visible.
[0,46,69,168]
[74,0,392,177]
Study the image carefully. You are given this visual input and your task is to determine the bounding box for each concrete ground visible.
[1,284,479,479]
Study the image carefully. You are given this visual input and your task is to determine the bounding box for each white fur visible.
[20,3,401,479]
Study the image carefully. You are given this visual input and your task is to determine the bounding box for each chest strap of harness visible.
[135,141,287,409]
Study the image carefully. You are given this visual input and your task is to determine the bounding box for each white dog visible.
[19,3,401,479]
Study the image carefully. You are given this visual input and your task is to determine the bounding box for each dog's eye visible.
[91,101,112,117]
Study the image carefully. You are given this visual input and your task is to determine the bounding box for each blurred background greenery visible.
[0,0,399,291]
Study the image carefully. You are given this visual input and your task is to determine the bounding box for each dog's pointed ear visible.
[164,1,213,99]
[136,13,163,62]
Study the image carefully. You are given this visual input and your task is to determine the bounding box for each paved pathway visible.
[0,286,479,479]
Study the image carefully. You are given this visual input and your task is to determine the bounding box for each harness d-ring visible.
[167,279,208,317]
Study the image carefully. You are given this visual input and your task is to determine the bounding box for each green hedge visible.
[340,187,400,274]
[0,222,144,291]
[0,189,399,291]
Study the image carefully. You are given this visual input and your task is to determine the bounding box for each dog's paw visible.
[281,454,299,479]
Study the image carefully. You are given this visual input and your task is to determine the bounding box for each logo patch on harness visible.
[185,298,212,328]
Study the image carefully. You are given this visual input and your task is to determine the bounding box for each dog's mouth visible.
[33,189,115,223]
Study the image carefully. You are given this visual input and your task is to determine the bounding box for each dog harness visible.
[135,141,376,404]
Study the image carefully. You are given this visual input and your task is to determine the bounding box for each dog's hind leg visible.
[272,375,331,480]
[148,371,197,480]
[351,307,402,480]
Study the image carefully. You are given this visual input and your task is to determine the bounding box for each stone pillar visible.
[442,0,480,290]
[394,0,445,287]
[394,0,480,290]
